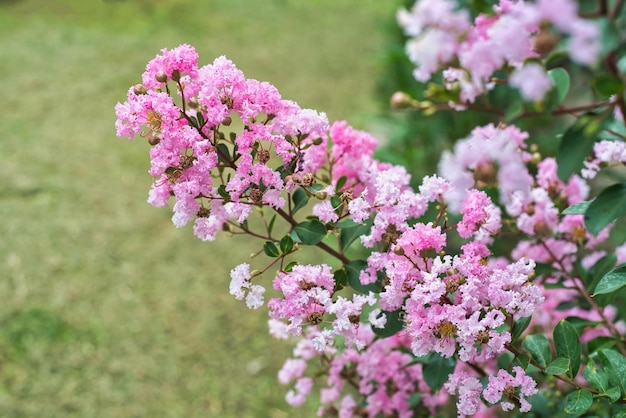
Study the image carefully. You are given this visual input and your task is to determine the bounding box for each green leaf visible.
[564,389,593,415]
[291,187,309,214]
[549,68,570,105]
[335,175,347,192]
[587,336,616,354]
[267,214,277,236]
[344,260,382,293]
[216,143,231,165]
[511,316,532,343]
[523,334,552,368]
[512,353,530,370]
[593,74,625,97]
[337,220,371,253]
[585,183,626,235]
[505,99,524,122]
[562,201,591,215]
[279,235,294,254]
[606,386,623,403]
[284,261,298,272]
[584,359,609,392]
[557,113,609,182]
[422,353,456,392]
[534,262,559,277]
[372,309,405,338]
[545,357,570,375]
[554,319,582,378]
[263,241,280,258]
[291,220,326,245]
[586,253,618,292]
[593,263,626,296]
[598,349,626,396]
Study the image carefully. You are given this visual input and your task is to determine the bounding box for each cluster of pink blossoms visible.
[398,0,599,102]
[116,44,329,242]
[116,40,626,417]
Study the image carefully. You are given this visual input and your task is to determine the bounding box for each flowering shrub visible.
[116,0,626,416]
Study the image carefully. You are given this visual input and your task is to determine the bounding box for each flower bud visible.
[390,91,416,110]
[171,69,181,82]
[155,71,168,83]
[133,84,148,95]
[222,116,232,126]
[148,136,161,146]
[534,29,559,57]
[314,191,328,200]
[393,245,405,256]
[187,97,199,109]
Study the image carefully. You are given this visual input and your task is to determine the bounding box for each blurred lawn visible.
[0,0,399,416]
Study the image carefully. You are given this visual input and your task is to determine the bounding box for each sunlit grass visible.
[0,0,400,416]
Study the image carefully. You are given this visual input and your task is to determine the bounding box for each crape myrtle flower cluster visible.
[398,0,599,102]
[116,43,546,417]
[116,0,626,414]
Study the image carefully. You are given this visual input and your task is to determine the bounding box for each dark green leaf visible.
[598,349,626,396]
[586,253,618,292]
[562,201,591,215]
[534,262,559,277]
[607,386,622,403]
[267,214,277,236]
[512,353,530,370]
[545,357,570,375]
[564,316,602,334]
[291,220,326,245]
[593,264,626,296]
[587,336,616,354]
[564,389,593,415]
[372,309,405,338]
[505,99,524,122]
[344,260,382,293]
[593,74,625,97]
[585,183,626,235]
[549,68,570,105]
[336,176,347,192]
[599,18,620,57]
[216,143,231,165]
[279,235,294,254]
[584,359,609,392]
[284,261,298,272]
[217,184,230,199]
[523,334,552,368]
[422,353,456,392]
[554,319,582,378]
[557,113,609,182]
[291,187,309,214]
[511,316,532,343]
[333,268,348,291]
[338,220,371,253]
[263,241,280,258]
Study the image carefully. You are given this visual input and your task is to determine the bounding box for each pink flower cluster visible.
[116,45,329,241]
[398,0,600,102]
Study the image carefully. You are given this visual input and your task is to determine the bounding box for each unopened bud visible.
[393,246,405,256]
[390,91,415,110]
[188,97,199,109]
[155,71,168,83]
[534,29,559,57]
[314,191,328,200]
[133,84,147,95]
[171,69,181,82]
[222,116,232,126]
[531,152,541,164]
[148,136,161,146]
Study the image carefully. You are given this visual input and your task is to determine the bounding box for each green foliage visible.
[554,320,582,379]
[585,182,626,235]
[291,219,327,245]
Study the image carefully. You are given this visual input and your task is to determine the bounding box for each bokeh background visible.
[0,0,402,416]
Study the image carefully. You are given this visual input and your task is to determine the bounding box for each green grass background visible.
[0,0,400,416]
